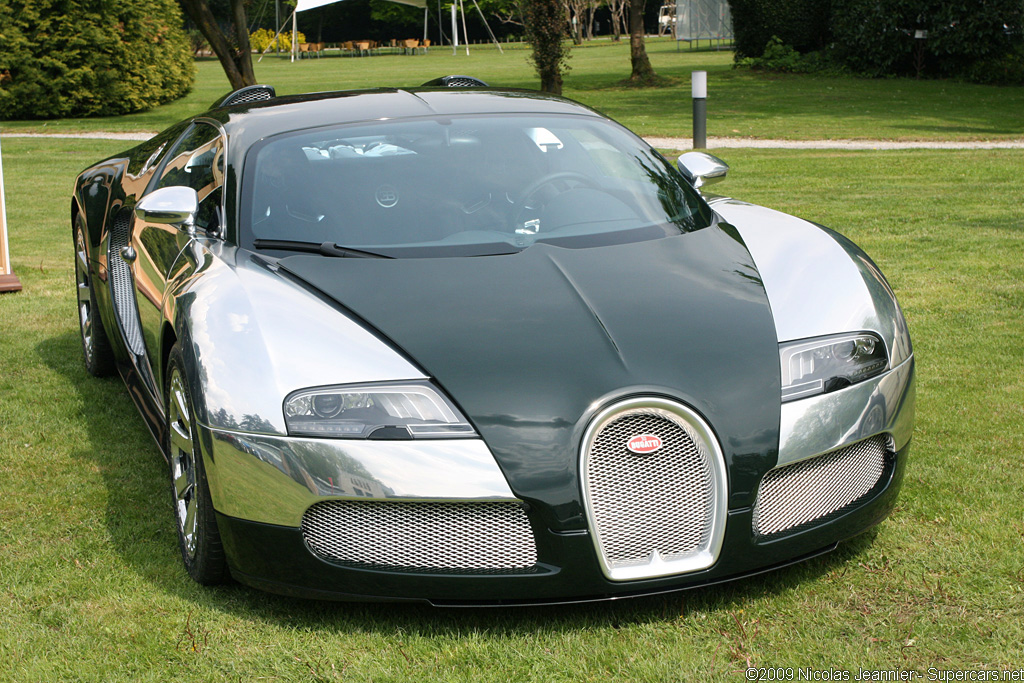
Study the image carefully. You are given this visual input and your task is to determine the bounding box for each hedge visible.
[727,0,832,58]
[831,0,1024,78]
[0,0,195,120]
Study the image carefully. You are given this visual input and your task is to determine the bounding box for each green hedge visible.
[727,0,832,57]
[832,0,1024,78]
[0,0,194,120]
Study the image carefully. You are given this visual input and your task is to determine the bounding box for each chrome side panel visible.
[778,355,915,467]
[202,429,518,527]
[168,241,424,436]
[713,200,912,367]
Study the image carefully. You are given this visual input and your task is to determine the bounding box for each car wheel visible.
[74,216,115,377]
[166,344,229,585]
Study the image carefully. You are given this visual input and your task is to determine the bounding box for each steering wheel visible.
[512,171,601,230]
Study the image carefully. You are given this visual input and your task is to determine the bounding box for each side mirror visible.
[135,186,198,234]
[677,152,729,190]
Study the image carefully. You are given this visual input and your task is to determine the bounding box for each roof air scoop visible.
[212,84,277,109]
[421,75,489,88]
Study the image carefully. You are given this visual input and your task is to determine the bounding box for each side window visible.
[155,123,225,234]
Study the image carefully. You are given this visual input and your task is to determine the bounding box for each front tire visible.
[166,344,229,585]
[74,216,115,377]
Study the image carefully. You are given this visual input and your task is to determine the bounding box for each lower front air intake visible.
[301,500,538,573]
[753,435,893,537]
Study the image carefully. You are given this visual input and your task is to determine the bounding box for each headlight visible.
[780,332,888,402]
[284,381,476,439]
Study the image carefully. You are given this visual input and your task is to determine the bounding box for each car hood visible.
[278,225,781,529]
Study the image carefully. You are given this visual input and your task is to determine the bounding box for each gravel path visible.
[646,136,1024,150]
[4,131,1023,149]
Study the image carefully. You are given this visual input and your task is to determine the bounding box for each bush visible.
[735,36,836,74]
[0,0,194,120]
[830,0,1023,78]
[249,28,306,53]
[727,0,832,58]
[964,43,1024,85]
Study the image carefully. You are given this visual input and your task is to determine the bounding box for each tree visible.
[0,0,194,119]
[178,0,256,91]
[628,0,655,81]
[523,0,571,93]
[606,0,626,41]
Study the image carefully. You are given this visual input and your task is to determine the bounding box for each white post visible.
[291,10,298,62]
[451,3,458,54]
[0,137,22,293]
[0,138,10,275]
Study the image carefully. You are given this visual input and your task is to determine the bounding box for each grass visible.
[1,133,1022,680]
[2,39,1024,140]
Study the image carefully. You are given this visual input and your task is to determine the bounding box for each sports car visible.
[72,79,915,604]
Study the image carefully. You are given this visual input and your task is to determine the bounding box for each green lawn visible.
[1,136,1022,681]
[2,39,1024,140]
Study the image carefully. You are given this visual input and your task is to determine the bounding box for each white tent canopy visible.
[277,0,501,60]
[295,0,426,12]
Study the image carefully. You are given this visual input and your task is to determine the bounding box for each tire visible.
[165,343,229,585]
[74,216,115,377]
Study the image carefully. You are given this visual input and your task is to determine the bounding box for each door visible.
[129,121,226,403]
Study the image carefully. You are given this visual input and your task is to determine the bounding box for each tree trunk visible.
[628,0,655,82]
[524,0,570,95]
[179,0,256,91]
[609,0,625,42]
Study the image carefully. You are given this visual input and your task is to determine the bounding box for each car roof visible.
[209,87,607,152]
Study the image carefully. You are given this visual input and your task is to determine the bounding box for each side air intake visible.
[212,84,276,109]
[421,75,489,87]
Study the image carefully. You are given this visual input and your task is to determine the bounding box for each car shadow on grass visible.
[39,328,882,635]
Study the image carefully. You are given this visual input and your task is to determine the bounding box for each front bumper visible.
[202,358,915,604]
[216,440,907,605]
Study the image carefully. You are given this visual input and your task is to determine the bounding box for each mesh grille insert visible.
[753,435,891,536]
[301,500,537,572]
[445,77,485,87]
[583,408,719,574]
[220,85,275,107]
[107,208,144,355]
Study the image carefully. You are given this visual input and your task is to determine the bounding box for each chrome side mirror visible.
[135,186,198,234]
[677,152,729,190]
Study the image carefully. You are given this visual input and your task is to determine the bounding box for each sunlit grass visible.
[2,38,1023,140]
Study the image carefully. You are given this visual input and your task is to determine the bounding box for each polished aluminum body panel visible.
[170,240,424,435]
[778,355,915,467]
[202,426,517,527]
[713,199,912,367]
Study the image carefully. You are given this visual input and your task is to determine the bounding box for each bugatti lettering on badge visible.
[375,184,399,208]
[627,434,663,455]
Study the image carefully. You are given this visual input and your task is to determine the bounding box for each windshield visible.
[241,113,713,257]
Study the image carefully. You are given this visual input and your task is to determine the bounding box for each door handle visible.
[119,245,137,263]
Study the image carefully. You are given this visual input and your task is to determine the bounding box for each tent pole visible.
[259,9,294,62]
[451,3,457,54]
[291,8,298,62]
[469,0,502,53]
[460,0,470,54]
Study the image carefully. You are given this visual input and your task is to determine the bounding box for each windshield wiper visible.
[252,239,394,259]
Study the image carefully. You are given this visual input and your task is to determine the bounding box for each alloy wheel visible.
[168,368,198,560]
